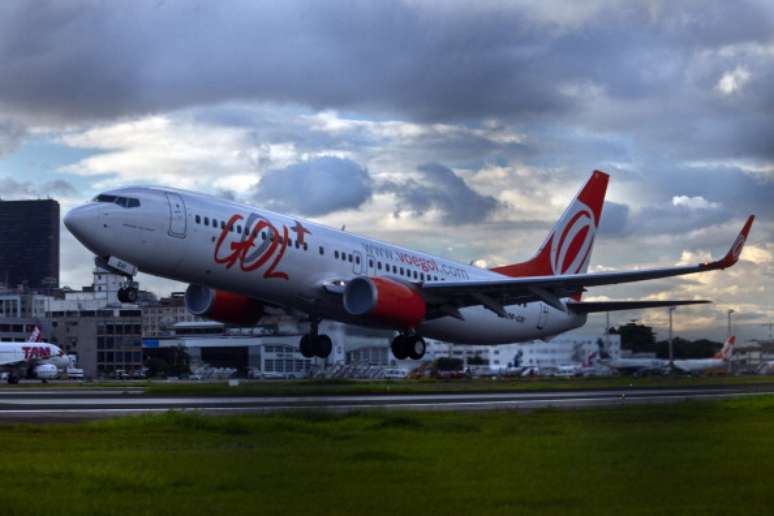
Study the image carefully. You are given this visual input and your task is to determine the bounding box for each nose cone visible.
[64,206,89,237]
[64,205,99,252]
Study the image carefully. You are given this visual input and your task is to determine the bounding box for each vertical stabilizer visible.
[491,170,609,278]
[714,336,735,360]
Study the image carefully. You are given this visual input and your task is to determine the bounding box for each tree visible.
[615,322,656,354]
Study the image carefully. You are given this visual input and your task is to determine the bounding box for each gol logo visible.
[549,202,596,275]
[214,213,311,281]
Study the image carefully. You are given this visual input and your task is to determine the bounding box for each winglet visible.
[706,215,755,270]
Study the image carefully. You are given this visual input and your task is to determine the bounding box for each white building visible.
[345,332,621,371]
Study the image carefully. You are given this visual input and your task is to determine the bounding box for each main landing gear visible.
[391,334,426,360]
[299,319,332,359]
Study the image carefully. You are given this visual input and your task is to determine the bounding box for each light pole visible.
[727,309,735,338]
[668,307,676,365]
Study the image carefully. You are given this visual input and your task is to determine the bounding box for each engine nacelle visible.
[185,284,264,325]
[343,277,426,329]
[33,363,59,380]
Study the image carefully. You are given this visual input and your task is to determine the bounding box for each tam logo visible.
[22,346,51,360]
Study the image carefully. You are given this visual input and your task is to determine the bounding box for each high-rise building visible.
[0,199,60,289]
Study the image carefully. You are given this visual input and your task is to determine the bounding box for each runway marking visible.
[0,387,771,421]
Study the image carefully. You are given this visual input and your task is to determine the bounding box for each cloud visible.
[0,176,77,199]
[381,163,503,225]
[0,119,26,156]
[252,157,373,216]
[715,66,752,95]
[671,195,722,210]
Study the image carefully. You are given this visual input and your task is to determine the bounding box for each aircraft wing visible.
[420,215,753,316]
[566,300,710,313]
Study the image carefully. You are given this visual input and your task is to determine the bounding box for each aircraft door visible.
[365,254,377,276]
[536,303,549,330]
[165,192,187,238]
[352,251,364,275]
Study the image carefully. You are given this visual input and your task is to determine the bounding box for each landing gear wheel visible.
[119,286,138,303]
[407,336,426,360]
[314,334,332,359]
[299,335,314,358]
[7,374,19,385]
[391,335,409,360]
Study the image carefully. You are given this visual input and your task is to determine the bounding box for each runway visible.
[2,383,774,422]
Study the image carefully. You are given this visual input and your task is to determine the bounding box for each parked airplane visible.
[64,170,754,361]
[606,336,736,375]
[672,336,735,374]
[0,327,69,384]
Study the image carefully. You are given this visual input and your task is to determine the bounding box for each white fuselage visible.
[0,342,69,370]
[65,187,587,345]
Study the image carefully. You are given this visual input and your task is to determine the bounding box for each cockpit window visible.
[93,194,141,208]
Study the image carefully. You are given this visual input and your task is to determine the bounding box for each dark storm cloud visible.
[0,0,772,168]
[253,157,372,216]
[381,163,503,225]
[1,0,765,125]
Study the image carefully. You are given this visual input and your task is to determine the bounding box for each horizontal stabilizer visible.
[567,300,710,313]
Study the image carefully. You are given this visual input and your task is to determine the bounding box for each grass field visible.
[2,397,774,515]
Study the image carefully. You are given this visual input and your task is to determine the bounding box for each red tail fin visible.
[491,170,609,279]
[714,336,735,360]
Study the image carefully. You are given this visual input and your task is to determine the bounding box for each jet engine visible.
[343,277,426,329]
[185,284,264,325]
[33,363,59,380]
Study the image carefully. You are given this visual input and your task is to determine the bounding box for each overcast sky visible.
[0,0,771,340]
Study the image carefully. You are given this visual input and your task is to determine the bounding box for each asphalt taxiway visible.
[2,383,774,422]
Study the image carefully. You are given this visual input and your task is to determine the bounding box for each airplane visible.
[606,336,736,375]
[0,326,69,384]
[63,170,755,361]
[672,336,735,374]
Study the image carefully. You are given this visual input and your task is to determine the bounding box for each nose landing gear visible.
[391,334,426,360]
[117,281,139,303]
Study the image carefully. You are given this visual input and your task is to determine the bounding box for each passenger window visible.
[319,246,324,255]
[413,271,417,279]
[334,251,339,259]
[399,267,404,275]
[237,225,242,234]
[262,232,267,240]
[295,240,300,249]
[356,256,360,264]
[348,254,353,263]
[420,273,425,281]
[220,221,225,229]
[212,219,218,228]
[195,215,201,224]
[204,217,209,225]
[377,262,382,270]
[369,259,374,268]
[303,242,308,251]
